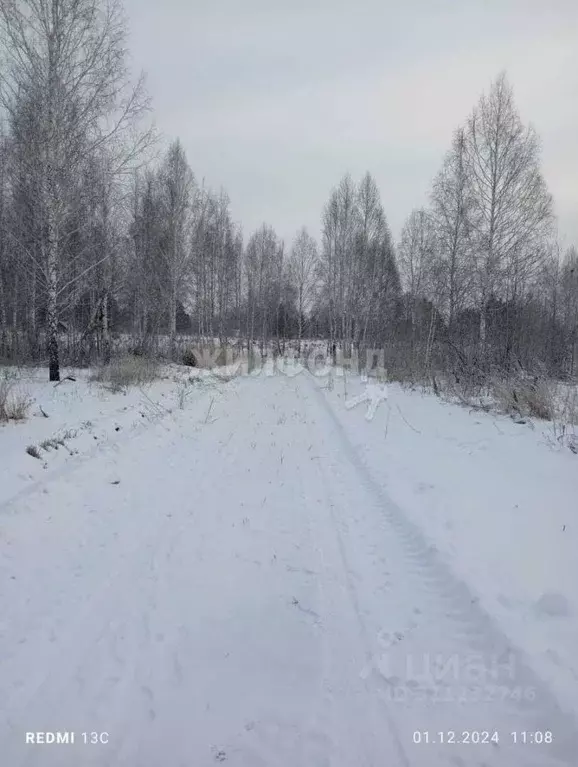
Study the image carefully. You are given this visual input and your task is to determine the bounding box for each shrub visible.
[0,379,32,421]
[492,375,554,421]
[182,349,198,367]
[183,345,232,369]
[90,355,160,391]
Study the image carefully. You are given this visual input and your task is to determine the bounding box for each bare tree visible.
[464,72,553,360]
[354,172,388,359]
[397,208,436,335]
[0,0,153,379]
[560,245,578,376]
[157,139,194,354]
[288,227,318,350]
[245,224,283,359]
[430,127,475,334]
[321,174,360,357]
[127,169,165,348]
[0,131,9,339]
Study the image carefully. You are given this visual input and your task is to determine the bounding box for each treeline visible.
[0,1,576,383]
[396,74,578,382]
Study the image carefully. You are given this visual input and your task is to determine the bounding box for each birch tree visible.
[397,208,436,334]
[0,0,152,379]
[354,172,387,356]
[0,132,9,340]
[464,72,553,357]
[430,127,475,334]
[157,139,194,353]
[560,245,578,375]
[321,174,359,356]
[245,224,282,358]
[289,227,318,349]
[127,170,164,347]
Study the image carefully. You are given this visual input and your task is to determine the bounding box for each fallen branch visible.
[395,404,421,434]
[205,397,215,424]
[53,376,76,388]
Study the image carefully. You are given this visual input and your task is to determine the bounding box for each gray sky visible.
[123,0,578,250]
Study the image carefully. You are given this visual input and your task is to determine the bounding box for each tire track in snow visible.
[2,372,577,766]
[208,379,339,767]
[304,372,578,766]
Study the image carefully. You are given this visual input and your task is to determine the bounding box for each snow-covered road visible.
[1,371,577,766]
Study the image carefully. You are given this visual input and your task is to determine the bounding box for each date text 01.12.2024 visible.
[413,731,553,745]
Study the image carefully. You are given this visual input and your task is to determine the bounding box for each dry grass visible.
[90,355,160,391]
[492,375,555,421]
[550,383,578,451]
[559,384,578,424]
[0,379,32,422]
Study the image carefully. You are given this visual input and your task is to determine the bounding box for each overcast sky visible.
[123,0,578,250]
